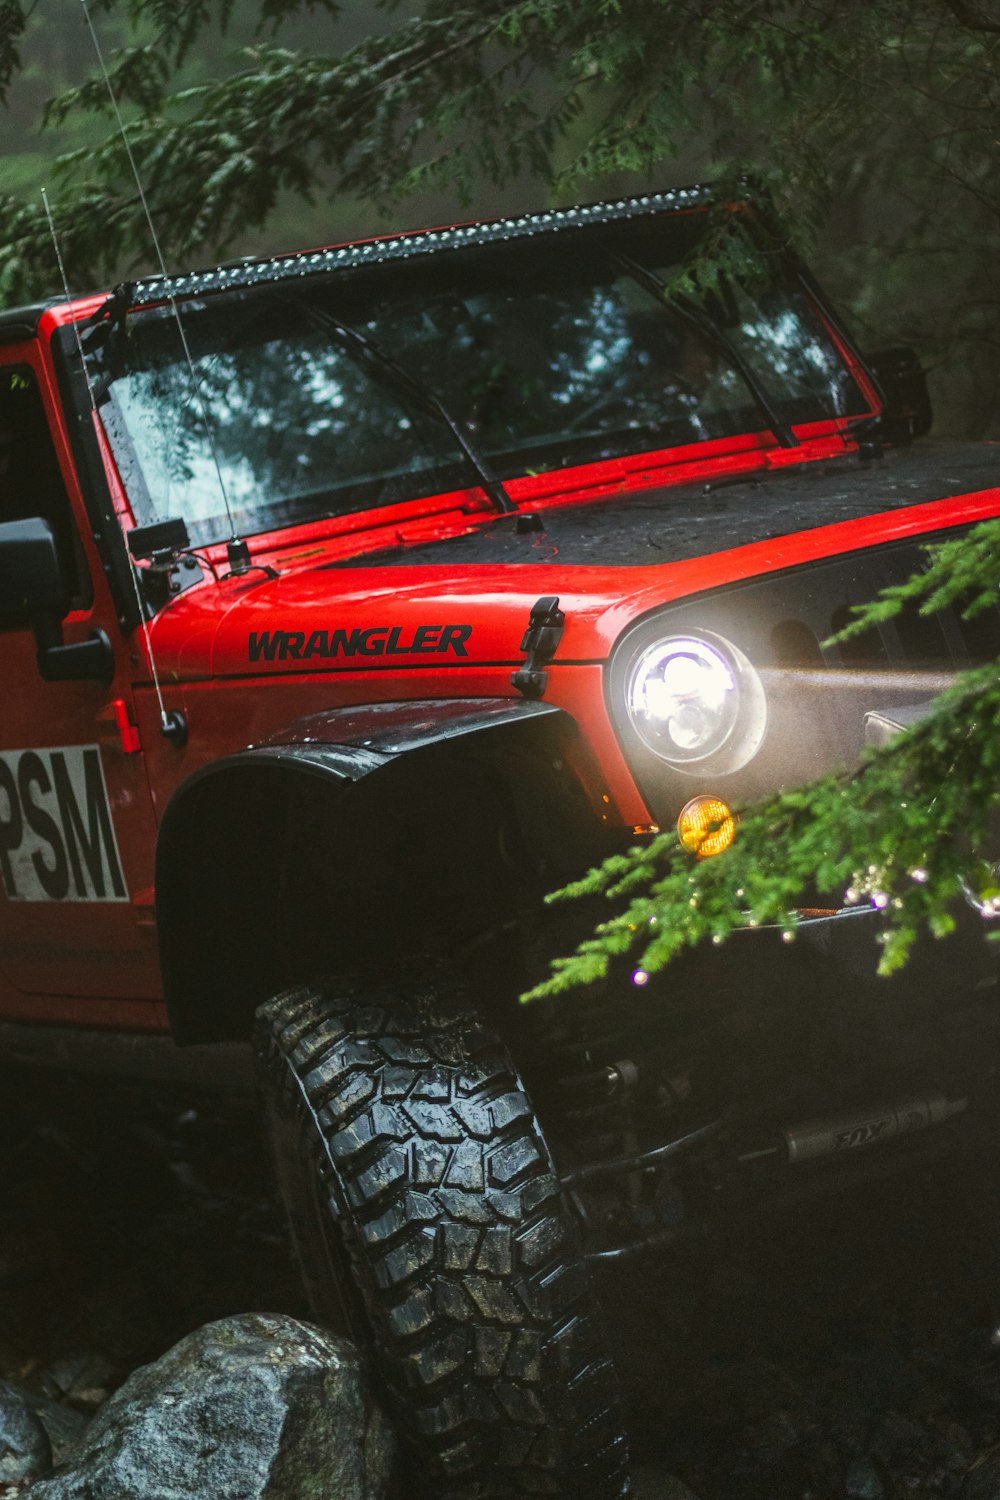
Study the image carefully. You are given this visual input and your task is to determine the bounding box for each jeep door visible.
[0,339,163,1024]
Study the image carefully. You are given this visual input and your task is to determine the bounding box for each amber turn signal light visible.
[677,795,736,858]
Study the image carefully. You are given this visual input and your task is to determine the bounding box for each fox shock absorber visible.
[784,1092,967,1163]
[739,1092,968,1167]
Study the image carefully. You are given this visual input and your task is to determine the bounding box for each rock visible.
[962,1460,1000,1500]
[703,1357,805,1428]
[747,1407,804,1465]
[0,1384,88,1468]
[844,1458,885,1499]
[41,1352,115,1410]
[30,1313,396,1500]
[823,1351,922,1427]
[869,1411,926,1462]
[630,1469,701,1499]
[0,1378,52,1482]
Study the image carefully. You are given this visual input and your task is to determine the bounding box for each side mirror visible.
[865,347,932,445]
[0,516,69,616]
[0,517,113,685]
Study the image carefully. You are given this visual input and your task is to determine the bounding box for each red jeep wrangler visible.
[0,185,997,1499]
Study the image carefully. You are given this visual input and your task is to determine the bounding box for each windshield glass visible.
[102,213,868,546]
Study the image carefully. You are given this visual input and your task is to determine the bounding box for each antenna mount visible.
[226,538,253,575]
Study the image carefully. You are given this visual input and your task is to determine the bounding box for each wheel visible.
[254,971,630,1499]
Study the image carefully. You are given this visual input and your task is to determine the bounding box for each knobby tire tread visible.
[254,974,629,1499]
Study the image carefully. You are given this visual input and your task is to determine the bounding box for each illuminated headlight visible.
[625,630,767,773]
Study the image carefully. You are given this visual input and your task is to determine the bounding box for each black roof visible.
[0,300,56,344]
[124,182,718,311]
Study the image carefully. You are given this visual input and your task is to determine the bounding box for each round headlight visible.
[625,629,766,773]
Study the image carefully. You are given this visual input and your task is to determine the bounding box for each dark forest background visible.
[1,0,998,439]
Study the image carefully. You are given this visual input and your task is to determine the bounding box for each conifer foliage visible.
[0,0,998,305]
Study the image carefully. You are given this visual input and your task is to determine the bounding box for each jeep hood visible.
[154,443,1000,679]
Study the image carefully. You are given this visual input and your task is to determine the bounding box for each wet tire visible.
[254,972,630,1499]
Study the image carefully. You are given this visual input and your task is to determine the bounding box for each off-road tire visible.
[254,973,629,1499]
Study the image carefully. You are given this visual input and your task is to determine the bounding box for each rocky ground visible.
[2,1064,1000,1498]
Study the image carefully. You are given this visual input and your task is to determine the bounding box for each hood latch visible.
[512,595,565,699]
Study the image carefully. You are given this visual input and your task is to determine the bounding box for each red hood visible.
[143,477,1000,682]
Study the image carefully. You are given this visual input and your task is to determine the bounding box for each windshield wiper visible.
[294,298,517,515]
[612,253,799,450]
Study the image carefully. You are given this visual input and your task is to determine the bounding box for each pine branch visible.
[0,0,25,106]
[945,0,1000,34]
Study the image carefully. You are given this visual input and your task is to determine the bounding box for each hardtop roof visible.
[0,301,57,343]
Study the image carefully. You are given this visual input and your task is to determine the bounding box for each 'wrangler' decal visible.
[0,745,128,903]
[248,624,473,662]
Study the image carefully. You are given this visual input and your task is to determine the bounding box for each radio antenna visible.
[79,0,253,577]
[40,187,185,743]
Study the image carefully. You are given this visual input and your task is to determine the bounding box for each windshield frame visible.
[89,197,881,557]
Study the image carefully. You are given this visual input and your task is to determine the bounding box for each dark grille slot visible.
[955,603,1000,663]
[771,620,824,668]
[829,605,889,667]
[891,599,950,667]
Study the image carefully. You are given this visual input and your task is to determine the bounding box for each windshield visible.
[101,213,869,547]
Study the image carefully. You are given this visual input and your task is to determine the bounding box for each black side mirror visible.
[0,517,113,684]
[865,347,933,445]
[0,516,69,615]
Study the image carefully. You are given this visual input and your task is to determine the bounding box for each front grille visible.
[608,530,1000,825]
[825,587,1000,672]
[709,530,1000,674]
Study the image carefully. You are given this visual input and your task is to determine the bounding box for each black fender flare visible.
[156,697,582,1043]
